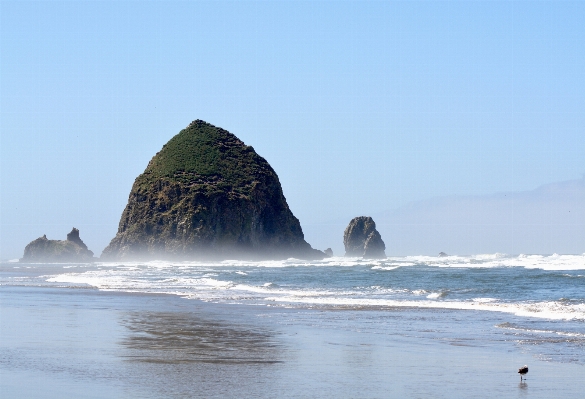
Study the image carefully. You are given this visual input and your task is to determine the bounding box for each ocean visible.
[1,254,584,398]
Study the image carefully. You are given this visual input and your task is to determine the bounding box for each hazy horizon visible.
[2,176,583,261]
[305,177,585,257]
[2,1,584,259]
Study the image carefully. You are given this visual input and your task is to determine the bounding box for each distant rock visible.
[21,228,94,262]
[101,120,325,261]
[438,252,448,257]
[67,228,89,251]
[343,217,386,259]
[324,248,333,257]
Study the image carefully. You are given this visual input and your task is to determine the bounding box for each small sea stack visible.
[101,120,325,261]
[21,228,95,262]
[343,216,386,259]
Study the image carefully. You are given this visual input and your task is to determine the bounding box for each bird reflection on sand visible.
[119,311,283,365]
[518,382,528,390]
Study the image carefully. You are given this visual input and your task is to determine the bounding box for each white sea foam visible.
[395,253,585,271]
[472,297,497,303]
[16,252,582,323]
[47,274,118,288]
[90,253,585,271]
[496,323,585,338]
[371,266,401,271]
[264,296,585,321]
[43,268,585,321]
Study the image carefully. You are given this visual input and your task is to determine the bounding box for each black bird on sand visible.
[518,365,529,381]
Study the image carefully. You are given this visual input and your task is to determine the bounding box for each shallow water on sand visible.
[3,254,584,368]
[1,286,583,398]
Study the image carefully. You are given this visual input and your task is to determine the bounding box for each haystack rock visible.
[21,228,95,262]
[101,120,325,261]
[343,216,386,259]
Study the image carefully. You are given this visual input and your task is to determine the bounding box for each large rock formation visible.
[343,216,386,259]
[21,228,95,262]
[101,120,325,261]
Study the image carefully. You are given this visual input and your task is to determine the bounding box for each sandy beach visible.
[1,285,583,399]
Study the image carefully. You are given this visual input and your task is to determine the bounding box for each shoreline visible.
[1,285,584,398]
[10,263,585,322]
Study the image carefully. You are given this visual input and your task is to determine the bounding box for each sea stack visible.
[101,120,325,261]
[21,228,95,262]
[343,216,386,259]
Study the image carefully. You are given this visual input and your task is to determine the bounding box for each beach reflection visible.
[119,311,282,365]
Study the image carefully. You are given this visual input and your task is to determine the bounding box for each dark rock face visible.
[438,252,448,257]
[101,120,324,261]
[324,248,333,257]
[67,227,89,251]
[21,228,94,262]
[343,216,386,259]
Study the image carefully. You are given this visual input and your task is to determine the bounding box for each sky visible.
[1,1,584,259]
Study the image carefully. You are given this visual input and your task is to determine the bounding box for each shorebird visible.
[518,365,528,381]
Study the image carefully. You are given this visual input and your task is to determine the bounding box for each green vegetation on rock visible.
[139,120,265,195]
[101,120,324,261]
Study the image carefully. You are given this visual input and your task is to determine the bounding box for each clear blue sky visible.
[1,1,584,258]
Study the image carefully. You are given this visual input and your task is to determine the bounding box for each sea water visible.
[2,253,584,366]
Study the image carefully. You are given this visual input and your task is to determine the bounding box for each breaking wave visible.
[3,253,583,322]
[45,269,585,321]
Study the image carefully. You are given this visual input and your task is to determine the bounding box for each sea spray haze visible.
[101,120,324,261]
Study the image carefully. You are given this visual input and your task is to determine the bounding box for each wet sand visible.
[1,286,583,398]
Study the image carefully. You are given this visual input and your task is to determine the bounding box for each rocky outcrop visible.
[343,217,386,259]
[67,228,89,251]
[21,228,94,262]
[101,120,325,261]
[324,248,333,257]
